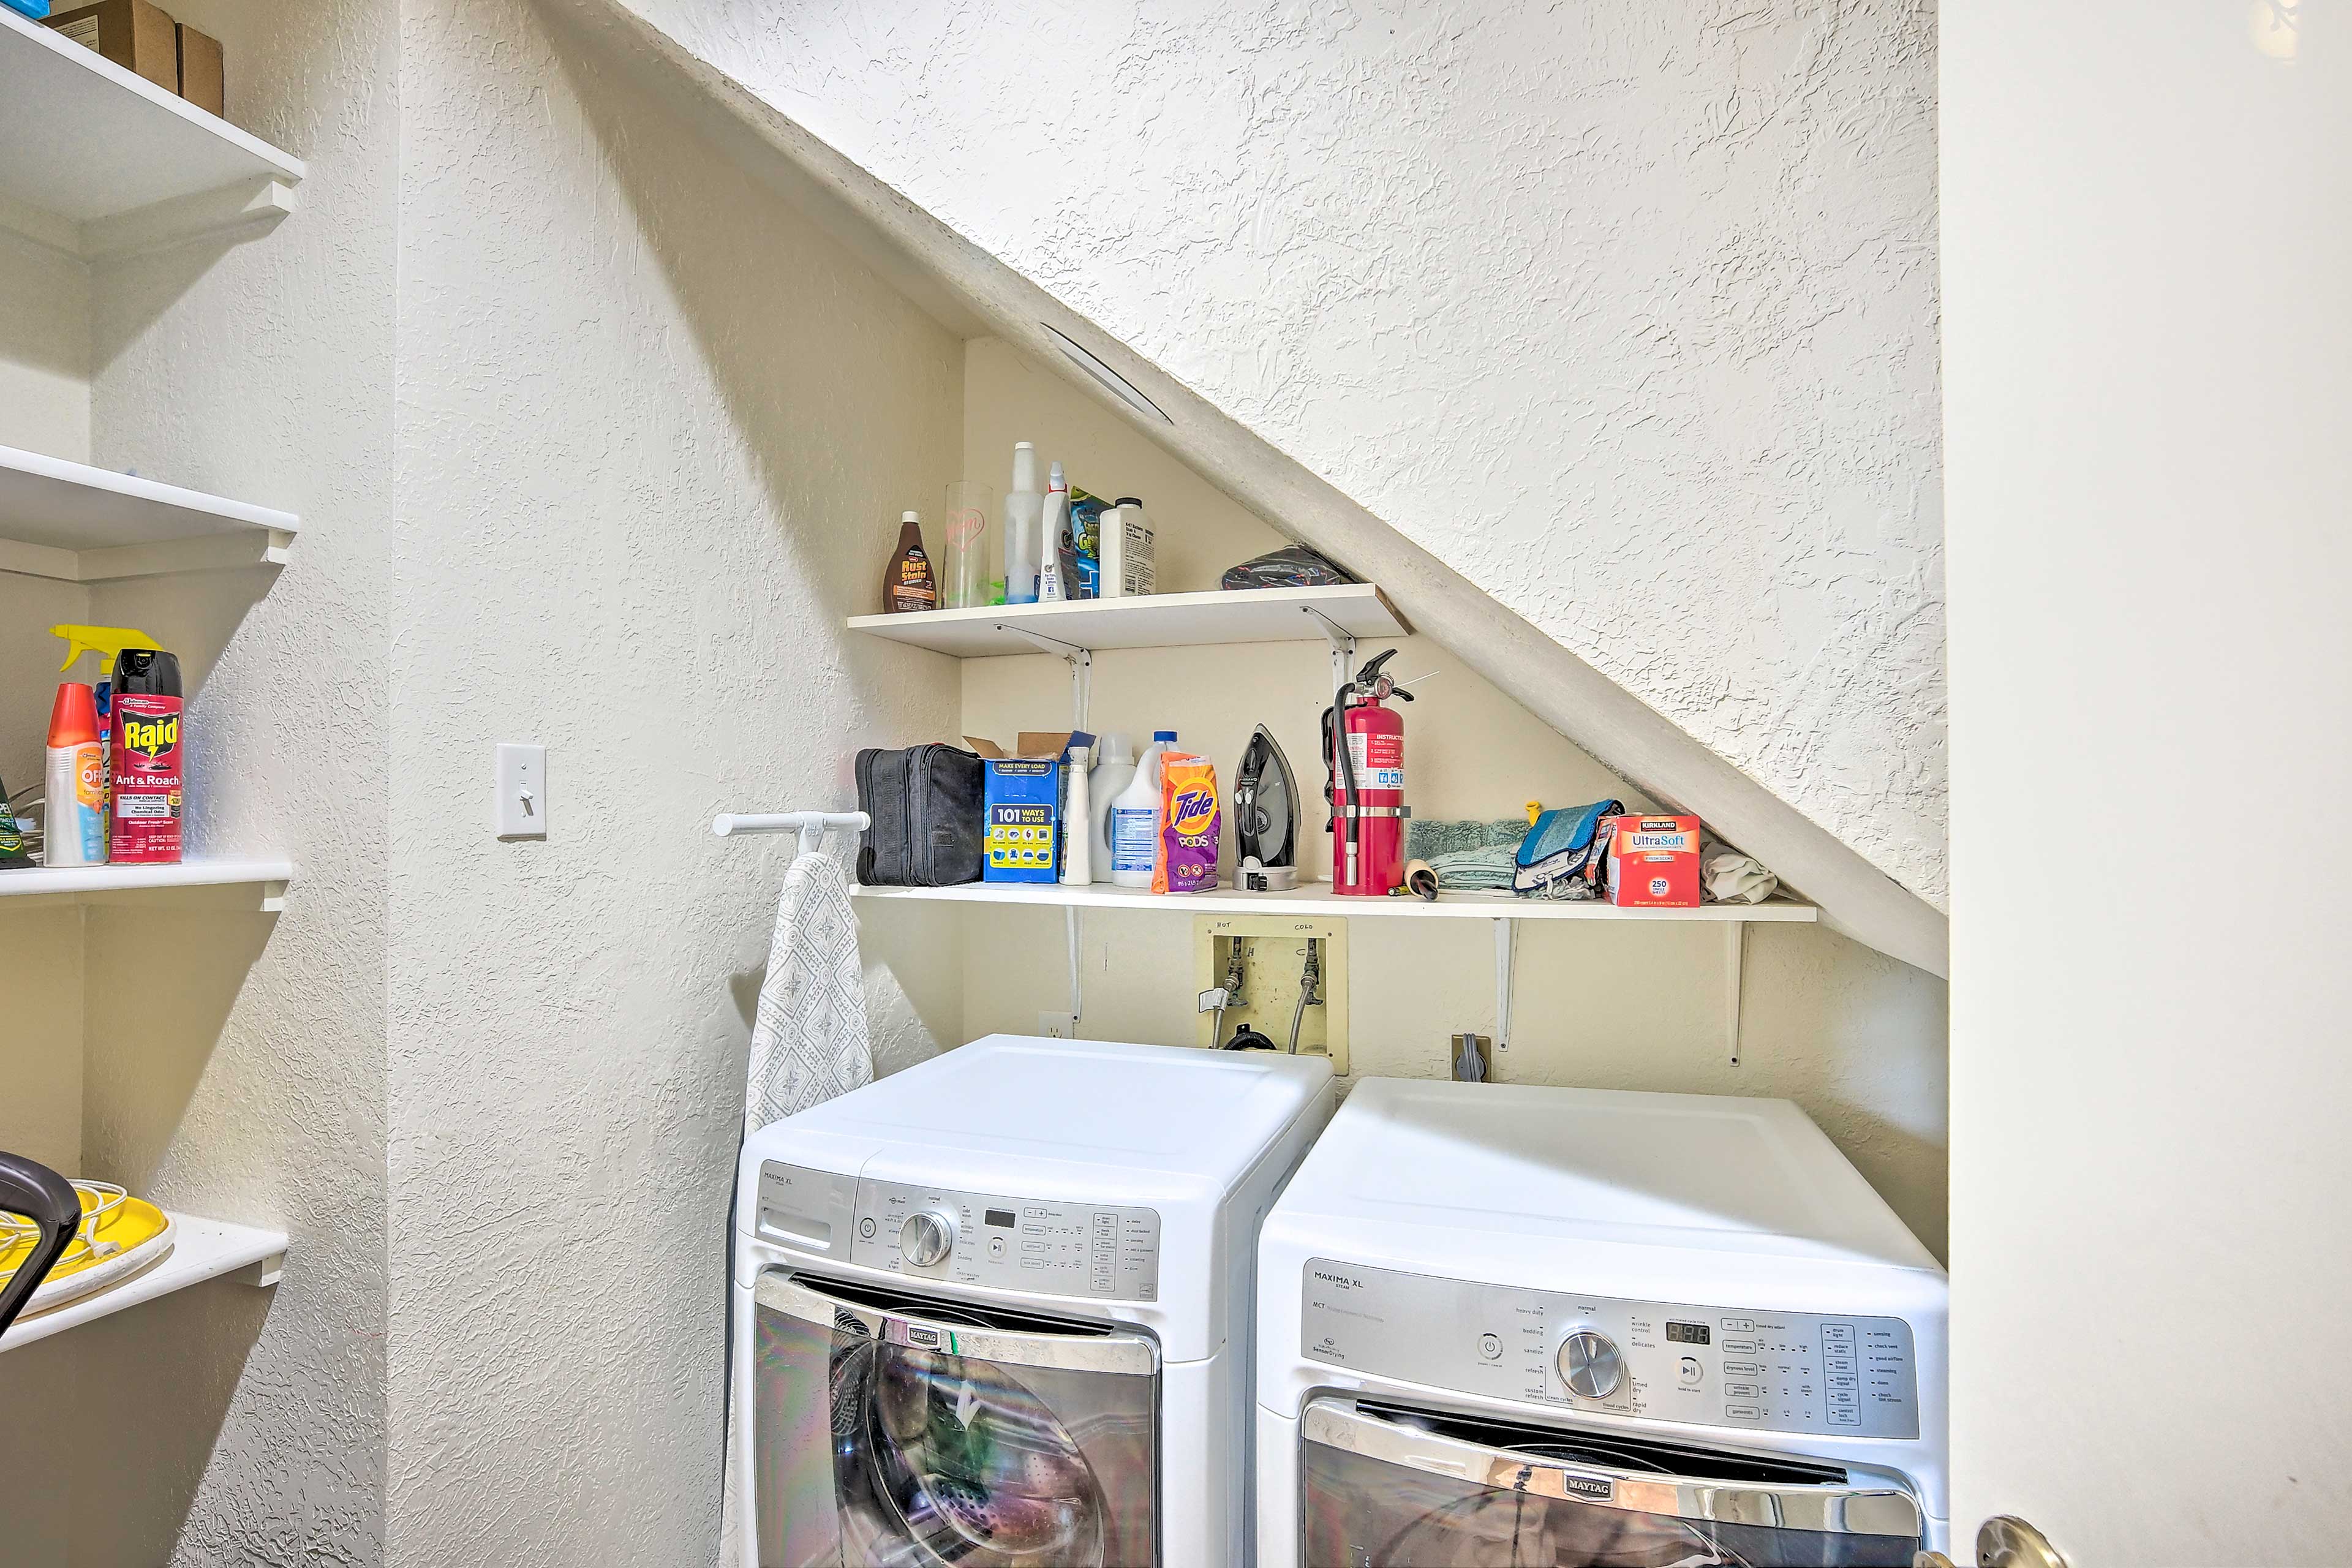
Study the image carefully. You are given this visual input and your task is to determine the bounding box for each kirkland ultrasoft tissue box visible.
[1606,814,1703,907]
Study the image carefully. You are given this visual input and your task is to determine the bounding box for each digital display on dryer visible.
[1665,1321,1711,1345]
[984,1208,1017,1229]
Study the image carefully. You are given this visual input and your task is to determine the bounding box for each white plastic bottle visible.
[1038,461,1070,603]
[1059,742,1092,885]
[1003,442,1044,605]
[1099,496,1155,598]
[1109,730,1175,889]
[1088,733,1136,883]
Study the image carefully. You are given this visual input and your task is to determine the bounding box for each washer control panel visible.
[754,1162,1159,1302]
[1302,1258,1917,1440]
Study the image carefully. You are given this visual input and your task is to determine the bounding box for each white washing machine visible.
[1256,1079,1948,1566]
[733,1033,1333,1567]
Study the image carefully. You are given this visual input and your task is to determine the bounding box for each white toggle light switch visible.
[496,743,546,839]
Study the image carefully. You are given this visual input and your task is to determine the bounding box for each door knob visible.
[1914,1516,2070,1568]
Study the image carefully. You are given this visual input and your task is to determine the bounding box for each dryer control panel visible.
[755,1162,1159,1302]
[1301,1258,1918,1441]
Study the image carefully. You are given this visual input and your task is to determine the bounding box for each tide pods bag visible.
[1155,754,1221,894]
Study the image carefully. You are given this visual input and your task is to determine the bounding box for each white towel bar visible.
[713,811,870,858]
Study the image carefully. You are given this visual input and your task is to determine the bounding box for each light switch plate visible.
[495,743,546,839]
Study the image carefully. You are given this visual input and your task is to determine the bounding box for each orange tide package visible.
[1605,813,1702,907]
[1154,755,1221,894]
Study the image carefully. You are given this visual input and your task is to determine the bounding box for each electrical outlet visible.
[1038,1011,1077,1039]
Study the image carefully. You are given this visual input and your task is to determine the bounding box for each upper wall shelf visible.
[848,584,1410,658]
[0,443,297,581]
[0,7,304,262]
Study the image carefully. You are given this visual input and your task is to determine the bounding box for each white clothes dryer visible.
[733,1035,1332,1567]
[1257,1079,1948,1566]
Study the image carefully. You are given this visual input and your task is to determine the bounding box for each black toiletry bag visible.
[854,744,985,887]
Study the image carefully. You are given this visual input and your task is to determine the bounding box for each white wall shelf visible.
[848,583,1409,657]
[0,443,298,581]
[0,1212,286,1354]
[0,859,293,911]
[0,7,304,262]
[849,880,1814,924]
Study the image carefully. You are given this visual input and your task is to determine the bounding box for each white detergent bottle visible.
[1038,461,1070,603]
[1059,742,1092,885]
[1088,732,1136,883]
[1109,731,1175,889]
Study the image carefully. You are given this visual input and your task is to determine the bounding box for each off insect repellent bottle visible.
[43,682,106,867]
[109,647,183,865]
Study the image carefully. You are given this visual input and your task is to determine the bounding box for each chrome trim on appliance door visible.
[755,1271,1161,1377]
[1302,1398,1923,1540]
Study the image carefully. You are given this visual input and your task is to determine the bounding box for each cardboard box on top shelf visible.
[174,20,221,115]
[46,0,177,92]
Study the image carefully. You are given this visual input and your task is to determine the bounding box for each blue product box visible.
[6,0,53,17]
[983,758,1061,882]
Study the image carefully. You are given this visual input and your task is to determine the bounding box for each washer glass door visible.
[753,1269,1159,1567]
[1299,1397,1923,1567]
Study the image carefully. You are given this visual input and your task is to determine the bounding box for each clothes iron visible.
[1232,725,1300,891]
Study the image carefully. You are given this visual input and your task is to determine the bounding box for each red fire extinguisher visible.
[1324,648,1413,895]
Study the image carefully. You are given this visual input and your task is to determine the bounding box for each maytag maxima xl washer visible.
[1257,1080,1948,1566]
[734,1034,1333,1567]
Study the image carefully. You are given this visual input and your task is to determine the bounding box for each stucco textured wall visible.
[388,1,963,1561]
[0,0,398,1560]
[628,0,1949,907]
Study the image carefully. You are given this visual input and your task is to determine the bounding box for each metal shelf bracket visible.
[1302,605,1357,690]
[1494,918,1517,1055]
[997,624,1094,729]
[1725,923,1747,1065]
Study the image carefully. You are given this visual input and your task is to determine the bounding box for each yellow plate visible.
[0,1189,175,1316]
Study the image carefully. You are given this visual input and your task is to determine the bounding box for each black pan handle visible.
[0,1150,80,1336]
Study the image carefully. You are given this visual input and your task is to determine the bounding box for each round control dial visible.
[899,1209,956,1268]
[1558,1330,1624,1401]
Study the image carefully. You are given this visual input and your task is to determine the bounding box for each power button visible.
[1478,1333,1503,1362]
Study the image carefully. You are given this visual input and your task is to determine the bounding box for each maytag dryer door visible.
[752,1270,1159,1567]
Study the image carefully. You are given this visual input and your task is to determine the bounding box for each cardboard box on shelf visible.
[965,732,1090,884]
[174,19,221,115]
[1605,813,1703,908]
[980,759,1061,883]
[45,0,177,91]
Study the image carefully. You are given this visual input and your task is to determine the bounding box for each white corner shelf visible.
[0,443,298,581]
[848,583,1409,657]
[0,858,293,911]
[849,880,1815,924]
[0,6,304,262]
[0,1212,285,1354]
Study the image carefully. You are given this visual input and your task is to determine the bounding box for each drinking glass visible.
[943,482,994,609]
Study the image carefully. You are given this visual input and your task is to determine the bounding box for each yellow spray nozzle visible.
[51,624,161,674]
[1525,799,1543,826]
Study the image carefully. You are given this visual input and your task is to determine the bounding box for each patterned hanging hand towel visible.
[742,848,872,1133]
[722,846,873,1562]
